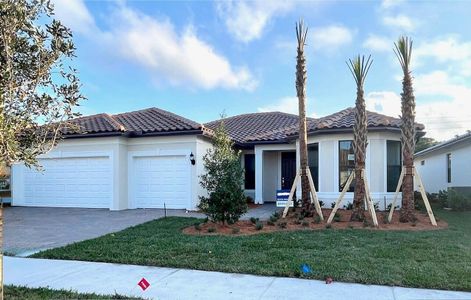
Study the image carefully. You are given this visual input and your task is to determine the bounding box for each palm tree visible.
[295,20,311,214]
[347,55,373,221]
[394,36,416,222]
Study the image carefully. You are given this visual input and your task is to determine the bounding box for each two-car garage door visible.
[131,155,191,209]
[22,156,112,208]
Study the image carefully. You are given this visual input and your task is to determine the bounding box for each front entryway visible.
[281,152,296,190]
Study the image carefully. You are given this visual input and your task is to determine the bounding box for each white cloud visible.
[380,0,405,9]
[311,25,354,50]
[363,35,391,52]
[217,0,293,43]
[52,1,257,91]
[415,37,471,76]
[258,96,318,118]
[366,71,471,141]
[382,14,416,32]
[52,0,96,34]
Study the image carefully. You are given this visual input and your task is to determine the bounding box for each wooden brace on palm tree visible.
[326,169,379,227]
[387,166,437,226]
[282,167,323,219]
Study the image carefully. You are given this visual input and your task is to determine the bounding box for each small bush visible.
[277,221,287,229]
[194,223,201,231]
[373,202,380,211]
[319,200,325,208]
[250,217,259,224]
[267,220,275,226]
[294,219,302,225]
[448,189,471,211]
[207,227,216,233]
[382,213,390,224]
[438,190,448,208]
[333,212,341,222]
[272,211,280,218]
[325,223,332,229]
[386,203,399,211]
[232,227,240,234]
[255,221,264,230]
[269,215,278,223]
[363,219,371,227]
[331,202,336,209]
[343,202,353,210]
[313,215,322,224]
[302,220,310,227]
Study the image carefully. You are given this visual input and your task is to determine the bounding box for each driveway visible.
[4,204,278,256]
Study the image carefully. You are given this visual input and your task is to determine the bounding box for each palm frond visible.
[296,19,308,50]
[394,36,413,72]
[346,55,373,87]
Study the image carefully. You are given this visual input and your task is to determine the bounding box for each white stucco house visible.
[414,131,471,193]
[12,106,424,211]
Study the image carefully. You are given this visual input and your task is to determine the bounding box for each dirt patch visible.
[183,209,448,236]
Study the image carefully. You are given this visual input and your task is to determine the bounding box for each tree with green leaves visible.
[198,120,248,225]
[0,0,83,297]
[347,55,373,222]
[295,20,312,215]
[415,136,439,153]
[394,36,417,222]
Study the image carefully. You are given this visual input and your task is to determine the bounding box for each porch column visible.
[255,147,264,204]
[295,140,301,199]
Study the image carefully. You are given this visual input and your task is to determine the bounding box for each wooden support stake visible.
[282,170,301,218]
[362,169,378,227]
[414,168,437,226]
[327,171,354,224]
[307,168,323,220]
[387,167,404,223]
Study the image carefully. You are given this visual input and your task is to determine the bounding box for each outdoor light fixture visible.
[189,152,195,165]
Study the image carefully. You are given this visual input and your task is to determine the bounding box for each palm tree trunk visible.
[400,72,416,222]
[351,89,367,221]
[295,22,311,215]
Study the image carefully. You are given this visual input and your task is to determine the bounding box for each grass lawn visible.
[33,208,471,291]
[5,285,143,299]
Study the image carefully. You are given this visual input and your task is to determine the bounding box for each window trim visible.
[244,153,256,190]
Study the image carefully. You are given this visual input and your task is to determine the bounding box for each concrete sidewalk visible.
[5,257,471,300]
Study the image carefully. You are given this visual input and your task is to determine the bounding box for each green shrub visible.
[272,211,280,218]
[194,223,201,231]
[267,220,275,226]
[302,220,309,227]
[333,212,341,222]
[448,189,471,211]
[255,221,264,230]
[198,121,248,224]
[343,202,353,210]
[277,221,287,229]
[319,200,325,208]
[331,202,336,209]
[250,217,259,224]
[232,227,240,234]
[269,215,278,223]
[313,215,322,224]
[207,227,216,233]
[325,223,332,229]
[438,190,448,208]
[373,202,380,211]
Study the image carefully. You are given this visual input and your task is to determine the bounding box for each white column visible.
[255,146,264,204]
[295,140,301,199]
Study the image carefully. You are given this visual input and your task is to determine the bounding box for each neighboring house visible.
[414,131,471,193]
[12,106,423,211]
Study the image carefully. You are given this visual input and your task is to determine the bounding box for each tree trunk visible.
[351,88,367,221]
[400,72,416,222]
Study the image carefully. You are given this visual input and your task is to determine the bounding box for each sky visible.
[51,0,471,141]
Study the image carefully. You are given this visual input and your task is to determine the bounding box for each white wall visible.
[415,141,471,193]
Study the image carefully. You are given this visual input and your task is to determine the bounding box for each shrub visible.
[325,224,332,229]
[333,212,341,222]
[343,202,353,210]
[231,227,240,234]
[255,221,264,230]
[194,223,201,231]
[246,196,254,203]
[267,220,275,226]
[373,202,380,211]
[438,190,448,208]
[448,189,471,211]
[250,217,259,224]
[207,227,216,233]
[294,219,302,225]
[277,221,287,229]
[319,200,325,208]
[269,215,278,223]
[313,215,322,224]
[331,202,336,209]
[386,203,399,211]
[302,220,309,227]
[198,121,248,224]
[272,211,280,218]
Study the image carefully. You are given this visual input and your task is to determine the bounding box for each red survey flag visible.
[138,278,150,291]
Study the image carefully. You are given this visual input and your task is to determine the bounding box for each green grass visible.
[33,209,471,291]
[4,285,144,299]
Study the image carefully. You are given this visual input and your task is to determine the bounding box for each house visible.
[12,106,424,211]
[414,131,471,193]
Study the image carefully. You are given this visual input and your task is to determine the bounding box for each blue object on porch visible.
[301,263,312,274]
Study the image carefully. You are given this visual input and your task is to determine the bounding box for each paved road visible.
[4,204,278,256]
[5,257,471,300]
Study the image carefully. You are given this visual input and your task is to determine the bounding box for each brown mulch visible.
[183,209,448,236]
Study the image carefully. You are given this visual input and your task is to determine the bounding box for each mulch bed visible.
[183,208,448,236]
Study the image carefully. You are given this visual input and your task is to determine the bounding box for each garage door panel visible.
[22,156,112,208]
[132,155,190,209]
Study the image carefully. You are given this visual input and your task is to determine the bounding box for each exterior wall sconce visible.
[189,152,196,165]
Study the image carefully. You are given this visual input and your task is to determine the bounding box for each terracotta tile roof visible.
[64,107,209,137]
[204,112,310,144]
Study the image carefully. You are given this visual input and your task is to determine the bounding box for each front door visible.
[281,152,296,190]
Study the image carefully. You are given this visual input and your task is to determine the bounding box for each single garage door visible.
[132,155,190,209]
[22,156,112,208]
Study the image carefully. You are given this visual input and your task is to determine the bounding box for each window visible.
[447,153,452,183]
[308,143,319,190]
[339,140,355,192]
[387,141,402,192]
[421,160,425,166]
[244,154,255,189]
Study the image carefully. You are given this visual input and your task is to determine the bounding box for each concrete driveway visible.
[4,206,203,256]
[4,204,278,256]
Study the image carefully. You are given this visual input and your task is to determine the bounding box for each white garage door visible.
[23,156,112,208]
[132,155,190,209]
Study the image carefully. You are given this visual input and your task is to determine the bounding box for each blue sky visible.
[53,0,471,141]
